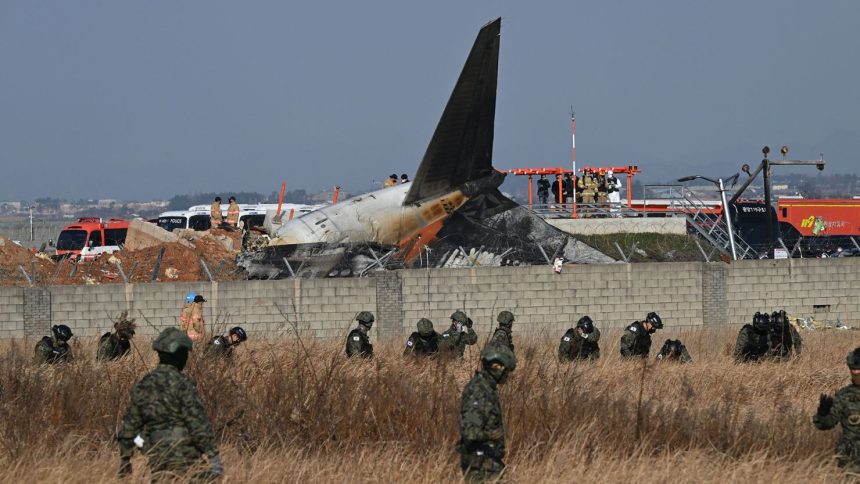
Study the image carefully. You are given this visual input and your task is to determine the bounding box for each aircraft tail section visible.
[404,17,501,205]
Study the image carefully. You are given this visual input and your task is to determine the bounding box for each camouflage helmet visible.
[645,312,663,329]
[417,318,434,336]
[356,311,375,325]
[450,310,468,323]
[847,348,860,370]
[52,324,73,342]
[481,344,517,371]
[152,327,193,354]
[497,311,515,327]
[662,339,683,357]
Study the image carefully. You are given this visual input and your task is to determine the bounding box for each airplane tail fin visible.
[404,18,501,205]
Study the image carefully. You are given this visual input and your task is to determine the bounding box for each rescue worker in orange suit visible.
[226,196,240,228]
[384,174,398,188]
[179,292,195,337]
[210,197,223,228]
[180,294,206,343]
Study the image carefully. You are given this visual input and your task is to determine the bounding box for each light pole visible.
[678,174,739,261]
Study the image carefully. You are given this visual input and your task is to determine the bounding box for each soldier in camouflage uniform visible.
[769,310,802,360]
[346,311,374,358]
[34,324,73,364]
[814,347,860,474]
[558,316,601,362]
[117,327,222,480]
[404,318,440,357]
[205,326,247,359]
[656,339,692,363]
[97,312,137,362]
[620,312,663,359]
[488,311,515,354]
[459,344,517,482]
[440,310,478,358]
[734,312,772,362]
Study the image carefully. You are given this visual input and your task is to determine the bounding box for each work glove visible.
[118,457,132,478]
[486,428,504,440]
[209,454,224,479]
[818,394,834,416]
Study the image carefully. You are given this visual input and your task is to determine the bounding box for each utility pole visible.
[29,205,34,242]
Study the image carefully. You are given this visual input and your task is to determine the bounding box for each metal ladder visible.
[676,188,758,259]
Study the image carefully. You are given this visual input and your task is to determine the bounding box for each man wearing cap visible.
[489,311,515,354]
[400,173,410,184]
[185,294,207,342]
[404,318,440,358]
[440,310,478,358]
[384,174,398,188]
[117,328,222,480]
[346,311,374,358]
[814,347,860,474]
[97,311,137,362]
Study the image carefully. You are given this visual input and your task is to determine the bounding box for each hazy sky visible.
[1,1,858,201]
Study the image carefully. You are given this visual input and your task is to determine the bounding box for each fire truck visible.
[55,217,129,260]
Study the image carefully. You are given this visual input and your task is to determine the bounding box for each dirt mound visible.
[0,231,245,287]
[0,235,56,286]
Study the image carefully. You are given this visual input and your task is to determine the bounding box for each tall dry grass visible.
[0,326,856,483]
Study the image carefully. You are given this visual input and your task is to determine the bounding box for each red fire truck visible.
[55,218,129,260]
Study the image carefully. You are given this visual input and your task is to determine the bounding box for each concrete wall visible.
[546,217,686,235]
[2,257,858,341]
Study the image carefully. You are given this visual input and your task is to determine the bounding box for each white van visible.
[157,203,322,232]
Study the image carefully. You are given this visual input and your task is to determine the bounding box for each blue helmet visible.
[185,292,198,304]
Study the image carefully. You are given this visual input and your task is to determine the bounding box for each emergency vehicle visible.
[55,218,129,260]
[156,203,321,232]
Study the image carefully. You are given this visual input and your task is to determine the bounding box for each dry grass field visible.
[1,325,858,483]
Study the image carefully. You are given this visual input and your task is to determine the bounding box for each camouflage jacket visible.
[814,384,860,468]
[96,332,131,362]
[489,327,514,353]
[404,332,440,357]
[558,327,601,362]
[205,335,234,359]
[459,370,505,468]
[345,328,373,358]
[33,337,72,364]
[734,325,771,362]
[620,322,651,358]
[440,325,478,358]
[117,364,217,466]
[656,341,692,363]
[769,324,803,359]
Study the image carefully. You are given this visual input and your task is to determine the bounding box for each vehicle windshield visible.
[158,217,187,232]
[240,214,266,230]
[56,230,88,251]
[189,215,211,231]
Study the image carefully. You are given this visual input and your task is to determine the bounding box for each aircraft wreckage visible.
[239,18,612,279]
